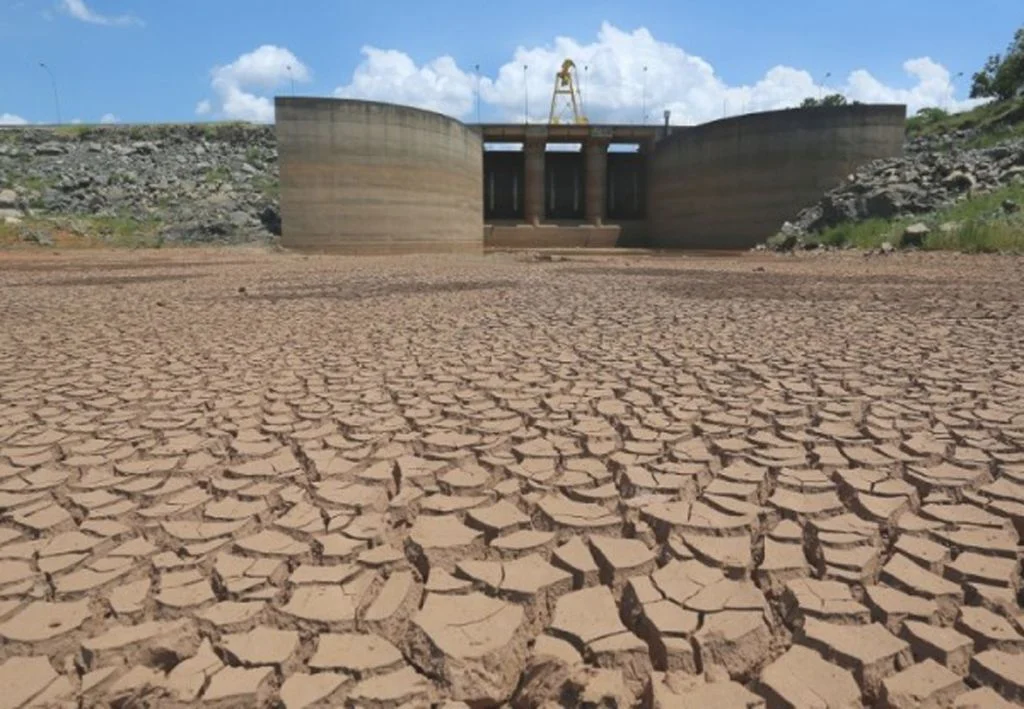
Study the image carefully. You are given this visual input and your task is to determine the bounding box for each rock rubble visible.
[0,124,279,244]
[767,137,1024,250]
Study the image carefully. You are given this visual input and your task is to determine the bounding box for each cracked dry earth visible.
[0,248,1023,709]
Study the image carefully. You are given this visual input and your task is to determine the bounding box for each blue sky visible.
[1,0,1020,125]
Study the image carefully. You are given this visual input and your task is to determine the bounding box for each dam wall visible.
[276,97,483,254]
[648,104,906,249]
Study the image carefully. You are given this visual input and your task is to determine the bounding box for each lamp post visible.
[949,71,964,110]
[38,62,62,125]
[820,72,831,100]
[582,64,588,116]
[286,65,295,96]
[523,64,528,124]
[474,64,481,123]
[641,65,648,124]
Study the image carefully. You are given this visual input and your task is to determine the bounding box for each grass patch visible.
[0,220,22,246]
[923,220,1023,253]
[88,215,161,236]
[15,174,54,192]
[253,175,279,200]
[813,182,1024,253]
[201,121,252,138]
[964,121,1024,149]
[69,215,165,248]
[204,165,232,183]
[0,214,169,250]
[943,181,1024,221]
[108,172,138,186]
[816,219,902,249]
[906,96,1024,139]
[51,124,96,138]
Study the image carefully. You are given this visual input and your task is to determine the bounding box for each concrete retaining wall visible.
[485,223,621,249]
[649,104,906,249]
[276,97,483,254]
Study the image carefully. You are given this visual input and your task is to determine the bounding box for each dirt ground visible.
[0,247,1022,708]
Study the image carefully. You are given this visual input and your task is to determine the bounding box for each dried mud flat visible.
[0,247,1022,709]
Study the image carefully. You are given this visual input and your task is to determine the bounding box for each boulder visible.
[865,189,905,219]
[942,171,977,191]
[900,222,930,248]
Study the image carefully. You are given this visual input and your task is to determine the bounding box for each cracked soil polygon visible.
[0,249,1022,706]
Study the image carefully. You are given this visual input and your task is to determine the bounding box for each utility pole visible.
[475,64,481,123]
[582,64,588,117]
[641,65,648,123]
[523,64,528,124]
[39,62,62,125]
[949,71,964,110]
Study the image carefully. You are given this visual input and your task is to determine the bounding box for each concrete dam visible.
[275,97,906,254]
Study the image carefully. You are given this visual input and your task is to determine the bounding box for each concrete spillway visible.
[275,97,906,254]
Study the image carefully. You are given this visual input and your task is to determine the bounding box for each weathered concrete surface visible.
[0,247,1021,707]
[649,104,906,249]
[276,97,483,254]
[485,223,621,249]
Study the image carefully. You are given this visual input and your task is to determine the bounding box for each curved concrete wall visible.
[276,97,483,254]
[649,104,906,249]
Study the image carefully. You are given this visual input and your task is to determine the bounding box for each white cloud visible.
[100,113,119,124]
[59,0,143,27]
[0,113,28,125]
[200,45,310,123]
[335,49,475,116]
[71,118,83,124]
[844,58,984,114]
[334,22,980,124]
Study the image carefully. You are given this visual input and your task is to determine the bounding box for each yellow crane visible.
[548,59,588,125]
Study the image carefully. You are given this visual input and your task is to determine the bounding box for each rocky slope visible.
[4,120,1023,252]
[768,137,1024,250]
[0,124,279,245]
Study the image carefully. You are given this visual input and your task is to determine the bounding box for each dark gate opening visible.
[607,152,646,220]
[483,150,525,220]
[545,150,584,220]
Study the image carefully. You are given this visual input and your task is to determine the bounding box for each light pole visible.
[641,65,648,123]
[475,64,481,123]
[38,62,62,125]
[820,72,831,100]
[286,65,295,96]
[523,64,528,124]
[582,64,588,117]
[949,71,964,110]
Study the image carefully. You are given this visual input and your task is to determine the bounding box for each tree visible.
[800,93,848,108]
[970,27,1024,100]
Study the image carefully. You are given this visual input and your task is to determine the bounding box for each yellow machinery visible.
[548,59,588,125]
